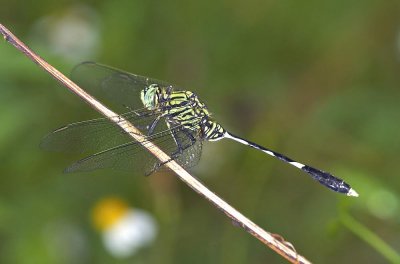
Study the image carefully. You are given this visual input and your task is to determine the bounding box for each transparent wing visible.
[64,125,203,175]
[71,62,180,112]
[40,108,165,154]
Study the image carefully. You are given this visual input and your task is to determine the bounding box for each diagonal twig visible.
[0,24,311,264]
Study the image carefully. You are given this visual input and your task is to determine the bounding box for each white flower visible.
[92,197,158,258]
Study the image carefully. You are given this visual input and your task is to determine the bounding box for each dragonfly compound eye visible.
[141,84,160,110]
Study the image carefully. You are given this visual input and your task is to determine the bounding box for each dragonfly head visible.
[141,84,159,110]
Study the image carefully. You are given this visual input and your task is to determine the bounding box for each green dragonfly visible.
[41,62,358,197]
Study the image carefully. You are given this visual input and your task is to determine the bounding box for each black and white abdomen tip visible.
[224,132,359,197]
[296,163,358,197]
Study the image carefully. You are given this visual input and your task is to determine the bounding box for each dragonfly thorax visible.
[141,83,227,141]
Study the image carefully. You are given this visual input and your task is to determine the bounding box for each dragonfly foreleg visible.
[147,115,162,135]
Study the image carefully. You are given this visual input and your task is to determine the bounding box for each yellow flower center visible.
[91,197,130,231]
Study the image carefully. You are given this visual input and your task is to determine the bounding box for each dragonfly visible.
[41,62,358,197]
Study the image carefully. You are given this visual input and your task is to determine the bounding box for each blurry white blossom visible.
[31,4,101,62]
[92,197,158,258]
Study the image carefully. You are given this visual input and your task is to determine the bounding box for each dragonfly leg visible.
[149,127,195,175]
[166,128,196,162]
[147,115,162,135]
[166,85,173,96]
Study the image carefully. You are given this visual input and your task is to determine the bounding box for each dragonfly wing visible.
[63,128,177,174]
[71,62,178,112]
[64,141,150,174]
[40,110,161,153]
[40,118,126,153]
[63,124,203,175]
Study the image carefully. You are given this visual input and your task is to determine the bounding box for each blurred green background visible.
[1,1,400,263]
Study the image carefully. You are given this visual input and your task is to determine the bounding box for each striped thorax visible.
[140,84,226,141]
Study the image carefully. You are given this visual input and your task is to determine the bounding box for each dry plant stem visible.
[0,24,311,264]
